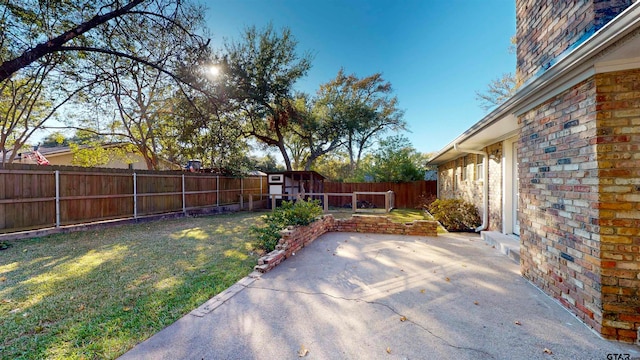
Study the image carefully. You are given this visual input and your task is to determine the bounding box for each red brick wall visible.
[332,214,437,236]
[595,69,640,343]
[519,77,602,335]
[516,0,633,84]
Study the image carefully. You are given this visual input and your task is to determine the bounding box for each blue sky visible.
[204,0,516,155]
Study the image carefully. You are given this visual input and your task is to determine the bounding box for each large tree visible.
[284,70,406,173]
[323,69,406,173]
[0,0,209,164]
[289,94,345,171]
[215,24,312,171]
[0,57,95,163]
[0,0,198,82]
[361,134,425,182]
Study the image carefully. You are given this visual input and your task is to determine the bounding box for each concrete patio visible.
[119,231,640,360]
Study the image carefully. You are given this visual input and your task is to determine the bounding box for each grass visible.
[0,212,262,360]
[328,208,447,233]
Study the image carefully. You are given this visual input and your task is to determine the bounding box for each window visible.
[476,155,484,181]
[461,156,468,181]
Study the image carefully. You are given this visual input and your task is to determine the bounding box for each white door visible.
[512,141,520,235]
[269,185,282,199]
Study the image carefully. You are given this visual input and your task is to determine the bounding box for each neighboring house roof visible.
[11,143,180,170]
[428,3,640,165]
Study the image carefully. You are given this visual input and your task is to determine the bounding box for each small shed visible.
[267,171,325,203]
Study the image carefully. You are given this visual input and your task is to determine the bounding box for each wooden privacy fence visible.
[0,164,267,234]
[324,180,437,209]
[247,191,395,213]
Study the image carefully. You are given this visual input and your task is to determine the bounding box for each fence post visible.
[248,194,253,211]
[55,170,60,228]
[352,192,357,213]
[260,176,263,201]
[216,176,219,207]
[386,191,391,212]
[271,195,276,211]
[182,174,186,214]
[240,177,244,209]
[133,173,137,219]
[389,191,395,211]
[323,193,328,212]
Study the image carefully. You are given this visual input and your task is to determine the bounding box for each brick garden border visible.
[254,214,438,273]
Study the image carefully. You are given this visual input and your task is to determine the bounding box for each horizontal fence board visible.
[0,163,268,234]
[324,181,436,209]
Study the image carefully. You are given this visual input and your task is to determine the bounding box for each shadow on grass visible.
[0,212,261,359]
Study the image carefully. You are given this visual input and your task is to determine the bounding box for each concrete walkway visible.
[119,232,640,360]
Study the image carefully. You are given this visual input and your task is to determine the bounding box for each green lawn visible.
[0,212,262,360]
[329,208,447,233]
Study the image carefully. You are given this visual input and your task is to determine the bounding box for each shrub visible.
[426,198,481,232]
[416,192,437,210]
[251,199,323,252]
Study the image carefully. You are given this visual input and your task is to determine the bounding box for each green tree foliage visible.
[0,0,206,82]
[255,154,286,173]
[74,1,208,170]
[69,143,138,168]
[288,93,345,170]
[171,70,250,174]
[286,69,406,172]
[40,132,69,147]
[360,135,425,182]
[0,60,87,163]
[0,0,209,166]
[326,69,406,173]
[311,152,354,182]
[214,24,313,171]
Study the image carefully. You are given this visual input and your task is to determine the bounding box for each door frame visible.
[502,137,520,236]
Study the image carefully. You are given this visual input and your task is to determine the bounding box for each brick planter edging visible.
[254,214,438,273]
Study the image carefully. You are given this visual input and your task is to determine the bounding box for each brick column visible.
[595,69,640,343]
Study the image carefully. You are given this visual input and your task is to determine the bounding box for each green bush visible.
[251,199,323,252]
[427,198,481,232]
[0,240,11,250]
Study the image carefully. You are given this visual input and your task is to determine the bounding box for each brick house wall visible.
[516,0,639,343]
[487,143,504,232]
[516,0,633,84]
[437,148,503,232]
[519,67,640,344]
[595,69,640,342]
[519,77,603,334]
